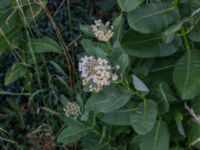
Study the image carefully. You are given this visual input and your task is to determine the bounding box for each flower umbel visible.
[79,56,119,93]
[91,19,114,42]
[63,102,82,119]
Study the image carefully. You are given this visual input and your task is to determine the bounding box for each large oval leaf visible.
[117,0,143,12]
[139,121,170,150]
[79,25,94,37]
[4,64,27,86]
[112,14,125,43]
[98,107,137,125]
[121,30,181,58]
[85,86,132,113]
[81,39,109,58]
[173,50,200,100]
[82,134,111,150]
[131,100,157,135]
[189,22,200,42]
[127,2,179,33]
[30,37,62,54]
[117,53,129,73]
[151,82,176,114]
[57,118,90,144]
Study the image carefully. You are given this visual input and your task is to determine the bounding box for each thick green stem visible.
[174,0,191,52]
[119,81,147,102]
[181,27,191,52]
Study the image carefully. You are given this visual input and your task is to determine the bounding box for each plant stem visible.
[180,27,191,52]
[119,81,147,101]
[174,0,191,52]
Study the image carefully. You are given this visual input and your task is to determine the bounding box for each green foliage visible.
[173,50,200,100]
[131,100,157,135]
[57,118,91,144]
[139,120,170,150]
[127,2,179,33]
[121,30,181,58]
[85,85,132,113]
[1,0,200,149]
[30,37,62,54]
[4,64,27,86]
[117,0,143,12]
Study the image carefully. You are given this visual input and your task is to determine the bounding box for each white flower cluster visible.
[63,102,82,119]
[79,56,119,93]
[91,19,114,42]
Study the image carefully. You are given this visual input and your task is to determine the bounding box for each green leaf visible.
[188,122,200,149]
[85,85,132,113]
[139,121,170,150]
[162,21,183,43]
[4,64,27,86]
[189,22,200,42]
[117,0,143,12]
[80,25,94,37]
[0,9,19,34]
[57,118,90,144]
[112,14,125,43]
[127,2,179,33]
[0,0,11,9]
[49,61,67,76]
[98,107,137,125]
[30,37,62,54]
[82,134,111,150]
[131,100,157,135]
[81,39,109,57]
[192,96,200,115]
[0,37,8,55]
[23,3,44,21]
[151,82,175,114]
[174,110,185,137]
[117,53,129,73]
[121,30,181,58]
[173,50,200,100]
[188,96,200,149]
[0,29,23,56]
[60,95,68,107]
[12,0,47,24]
[132,75,149,93]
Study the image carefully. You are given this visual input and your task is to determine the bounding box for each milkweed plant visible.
[57,0,200,149]
[0,0,200,149]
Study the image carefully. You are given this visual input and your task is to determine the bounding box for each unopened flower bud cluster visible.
[63,102,82,119]
[79,56,119,93]
[91,19,114,42]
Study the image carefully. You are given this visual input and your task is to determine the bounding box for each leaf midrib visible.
[104,91,130,112]
[132,6,174,24]
[61,128,90,139]
[182,51,191,99]
[124,36,161,46]
[152,120,161,150]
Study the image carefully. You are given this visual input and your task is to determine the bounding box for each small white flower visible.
[79,56,119,93]
[112,74,118,81]
[63,102,82,119]
[91,19,114,42]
